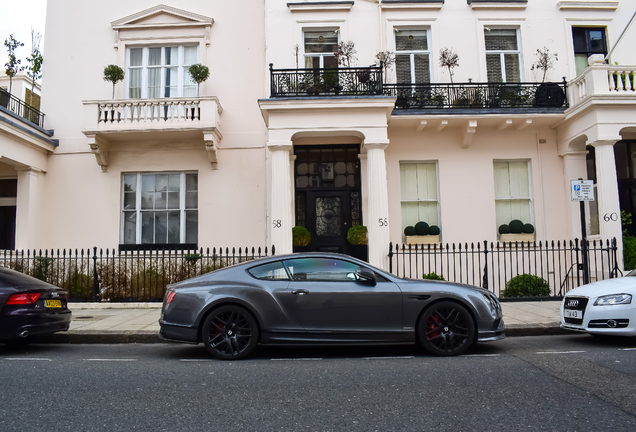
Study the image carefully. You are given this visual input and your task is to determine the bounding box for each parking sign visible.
[571,180,594,201]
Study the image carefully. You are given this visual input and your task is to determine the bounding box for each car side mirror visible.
[355,267,377,286]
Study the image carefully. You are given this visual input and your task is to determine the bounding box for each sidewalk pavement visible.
[40,300,568,344]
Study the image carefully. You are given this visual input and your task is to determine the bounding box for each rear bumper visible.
[159,320,198,344]
[0,309,72,341]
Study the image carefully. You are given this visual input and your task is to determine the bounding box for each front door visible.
[294,145,362,254]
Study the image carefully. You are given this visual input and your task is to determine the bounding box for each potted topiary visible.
[292,226,311,253]
[405,221,441,244]
[347,225,368,262]
[499,219,535,243]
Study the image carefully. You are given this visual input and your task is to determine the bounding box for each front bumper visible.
[477,318,506,342]
[561,302,636,336]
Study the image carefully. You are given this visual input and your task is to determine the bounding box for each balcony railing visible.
[569,65,635,107]
[269,64,569,110]
[0,87,45,128]
[269,64,383,97]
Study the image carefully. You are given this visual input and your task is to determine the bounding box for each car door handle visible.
[291,289,309,295]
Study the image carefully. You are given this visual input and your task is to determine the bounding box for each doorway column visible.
[363,140,390,270]
[592,140,623,269]
[561,151,588,239]
[15,168,40,250]
[268,141,294,255]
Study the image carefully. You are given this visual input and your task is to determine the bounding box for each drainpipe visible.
[605,9,636,64]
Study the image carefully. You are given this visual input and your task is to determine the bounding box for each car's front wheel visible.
[417,301,475,356]
[202,305,259,360]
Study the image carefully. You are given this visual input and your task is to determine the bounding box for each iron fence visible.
[0,87,45,128]
[0,246,274,302]
[388,239,619,298]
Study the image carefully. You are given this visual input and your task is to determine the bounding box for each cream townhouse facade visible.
[1,0,635,276]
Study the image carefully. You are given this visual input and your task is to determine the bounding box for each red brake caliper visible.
[427,313,440,339]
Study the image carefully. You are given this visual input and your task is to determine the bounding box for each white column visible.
[268,142,294,255]
[561,151,588,239]
[592,140,623,268]
[15,168,40,250]
[363,140,390,270]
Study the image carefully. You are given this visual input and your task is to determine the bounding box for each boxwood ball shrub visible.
[292,226,311,246]
[499,224,510,234]
[347,225,368,245]
[429,225,440,236]
[404,226,416,236]
[422,272,445,281]
[509,219,524,234]
[502,274,550,297]
[415,221,429,235]
[523,223,535,234]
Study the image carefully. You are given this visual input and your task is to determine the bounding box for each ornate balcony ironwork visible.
[0,87,45,128]
[269,64,569,110]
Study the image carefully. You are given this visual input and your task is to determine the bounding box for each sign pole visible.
[579,199,589,285]
[571,178,594,286]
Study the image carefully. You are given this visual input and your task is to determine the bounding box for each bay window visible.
[127,46,198,99]
[395,30,431,84]
[493,161,532,230]
[484,29,521,82]
[122,172,198,246]
[400,162,440,232]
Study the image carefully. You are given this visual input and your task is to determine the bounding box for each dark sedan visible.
[160,253,505,359]
[0,267,72,345]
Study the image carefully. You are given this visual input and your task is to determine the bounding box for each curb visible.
[28,324,578,344]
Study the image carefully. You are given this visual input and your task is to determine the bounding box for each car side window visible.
[283,258,360,282]
[247,261,290,280]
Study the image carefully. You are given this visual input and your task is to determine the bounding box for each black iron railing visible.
[388,238,619,298]
[0,246,275,302]
[269,64,568,110]
[269,64,383,97]
[0,87,45,128]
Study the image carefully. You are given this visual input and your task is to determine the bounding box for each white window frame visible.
[493,160,534,232]
[394,28,432,84]
[303,29,339,69]
[125,45,199,99]
[120,172,198,245]
[399,161,441,236]
[483,27,523,82]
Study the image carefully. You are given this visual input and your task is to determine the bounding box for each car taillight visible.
[165,291,176,304]
[7,293,41,305]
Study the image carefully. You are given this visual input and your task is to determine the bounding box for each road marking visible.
[361,356,415,360]
[618,348,636,351]
[180,359,215,362]
[83,359,138,362]
[466,354,500,357]
[536,351,586,354]
[271,358,322,361]
[4,358,51,361]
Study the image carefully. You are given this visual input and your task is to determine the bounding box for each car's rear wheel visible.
[202,305,258,360]
[417,301,475,356]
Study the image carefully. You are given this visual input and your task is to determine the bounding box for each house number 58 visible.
[273,220,282,228]
[378,218,388,227]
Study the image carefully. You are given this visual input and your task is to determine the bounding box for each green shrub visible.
[415,221,429,235]
[292,226,311,246]
[422,272,445,281]
[509,220,524,234]
[347,225,368,245]
[63,270,93,299]
[502,274,550,297]
[32,256,54,282]
[623,235,636,271]
[404,226,416,236]
[429,225,440,236]
[499,224,510,234]
[523,223,535,234]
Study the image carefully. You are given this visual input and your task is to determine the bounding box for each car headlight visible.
[482,293,501,316]
[593,294,632,306]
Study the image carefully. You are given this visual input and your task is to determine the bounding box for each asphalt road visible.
[1,335,635,432]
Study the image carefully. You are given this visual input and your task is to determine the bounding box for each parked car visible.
[159,253,505,359]
[0,267,72,346]
[561,271,635,337]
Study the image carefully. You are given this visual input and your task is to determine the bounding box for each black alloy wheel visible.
[417,301,475,356]
[202,305,259,360]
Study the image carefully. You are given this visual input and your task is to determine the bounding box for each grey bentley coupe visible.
[159,253,505,359]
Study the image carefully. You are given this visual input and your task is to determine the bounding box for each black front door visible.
[294,145,362,254]
[308,190,349,254]
[0,206,16,250]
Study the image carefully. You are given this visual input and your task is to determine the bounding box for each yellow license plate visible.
[44,299,62,308]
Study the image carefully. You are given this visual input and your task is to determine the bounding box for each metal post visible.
[580,201,590,285]
[92,246,100,302]
[482,240,489,290]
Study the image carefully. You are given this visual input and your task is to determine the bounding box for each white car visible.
[561,271,636,336]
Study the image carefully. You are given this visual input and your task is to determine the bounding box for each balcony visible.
[268,65,569,113]
[0,87,46,129]
[82,96,223,172]
[568,65,635,110]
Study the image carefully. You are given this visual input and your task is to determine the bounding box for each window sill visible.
[119,243,198,253]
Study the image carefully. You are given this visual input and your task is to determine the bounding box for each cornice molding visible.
[557,1,619,11]
[381,0,444,10]
[287,2,354,12]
